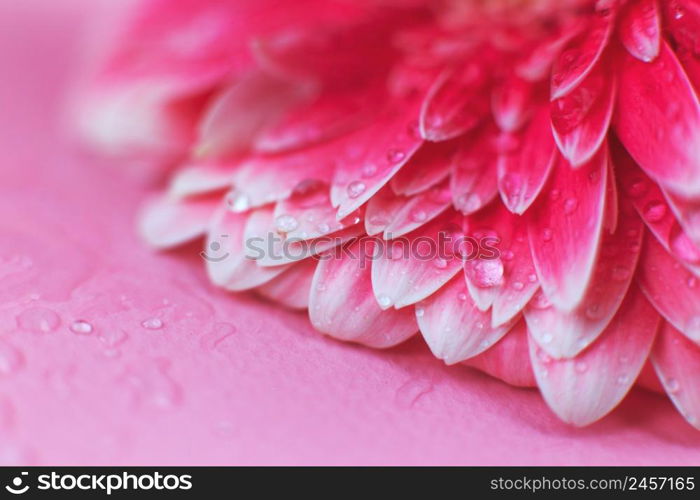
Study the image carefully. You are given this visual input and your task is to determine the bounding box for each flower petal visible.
[138,194,219,248]
[389,141,455,196]
[497,107,557,214]
[524,199,644,358]
[651,322,700,429]
[383,180,452,238]
[256,258,317,309]
[363,187,405,236]
[168,162,234,198]
[417,275,516,365]
[618,0,661,62]
[614,41,700,198]
[491,74,533,132]
[451,135,500,215]
[309,238,418,348]
[528,148,608,311]
[637,235,700,345]
[529,286,659,426]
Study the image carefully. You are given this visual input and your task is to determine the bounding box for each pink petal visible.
[497,106,557,214]
[527,148,608,311]
[372,213,463,309]
[205,207,289,290]
[419,64,489,141]
[662,0,700,58]
[363,187,405,236]
[551,62,616,167]
[389,141,455,196]
[273,181,360,241]
[550,9,614,100]
[451,135,499,215]
[309,238,418,348]
[524,199,644,358]
[256,258,317,309]
[195,72,310,158]
[463,320,536,388]
[168,162,233,198]
[331,101,424,218]
[637,235,700,345]
[618,0,661,62]
[664,189,700,248]
[138,194,219,248]
[529,286,659,426]
[416,275,516,365]
[614,41,700,198]
[491,74,533,132]
[383,180,452,238]
[651,322,700,429]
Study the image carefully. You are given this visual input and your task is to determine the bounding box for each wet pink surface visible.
[0,0,699,465]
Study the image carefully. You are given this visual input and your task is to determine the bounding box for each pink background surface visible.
[0,0,698,465]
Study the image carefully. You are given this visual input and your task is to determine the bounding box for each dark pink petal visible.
[451,136,499,215]
[651,322,700,429]
[603,160,619,233]
[662,0,700,58]
[664,190,700,247]
[463,320,536,388]
[416,275,516,364]
[273,181,360,241]
[195,72,310,158]
[331,101,423,218]
[614,41,700,198]
[309,238,418,348]
[419,64,489,141]
[525,199,644,358]
[551,63,616,167]
[167,162,233,198]
[390,141,456,196]
[637,235,700,344]
[364,187,405,236]
[372,213,463,309]
[528,148,608,311]
[497,107,557,214]
[383,180,452,238]
[550,9,614,100]
[138,194,219,248]
[205,207,289,290]
[618,0,661,62]
[529,286,659,426]
[491,74,533,132]
[256,258,317,309]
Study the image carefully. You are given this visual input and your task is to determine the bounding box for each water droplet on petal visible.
[16,307,60,334]
[512,280,525,290]
[563,198,578,214]
[387,149,406,163]
[433,257,448,269]
[377,294,393,308]
[542,228,553,242]
[361,163,378,177]
[275,214,299,233]
[667,378,681,393]
[457,292,468,301]
[225,190,250,212]
[540,333,553,344]
[415,307,425,318]
[411,210,427,222]
[346,180,366,199]
[644,201,667,222]
[469,258,504,288]
[70,320,93,335]
[141,318,164,330]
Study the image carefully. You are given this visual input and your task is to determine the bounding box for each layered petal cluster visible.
[81,0,700,428]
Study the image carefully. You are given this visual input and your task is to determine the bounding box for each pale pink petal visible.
[331,101,424,218]
[417,275,516,365]
[256,258,317,309]
[614,41,700,198]
[463,320,536,388]
[390,141,455,196]
[651,322,700,429]
[363,187,406,236]
[497,107,557,214]
[419,64,489,141]
[551,62,616,167]
[525,199,644,358]
[550,9,614,100]
[372,213,463,309]
[637,235,700,344]
[205,207,289,290]
[138,194,219,248]
[309,238,418,348]
[618,0,661,62]
[529,286,659,426]
[195,72,311,158]
[383,180,452,238]
[168,162,234,198]
[528,148,608,311]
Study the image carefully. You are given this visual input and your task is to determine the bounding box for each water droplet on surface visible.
[433,257,448,269]
[527,273,538,283]
[346,180,366,199]
[387,149,406,163]
[542,228,553,242]
[512,281,525,290]
[377,294,393,308]
[469,258,504,288]
[563,198,578,214]
[395,378,433,409]
[275,214,299,233]
[361,163,377,177]
[141,318,164,330]
[70,320,93,335]
[411,210,427,222]
[644,201,667,222]
[457,292,468,301]
[540,333,553,344]
[667,378,681,393]
[225,190,250,212]
[415,307,425,318]
[16,307,60,334]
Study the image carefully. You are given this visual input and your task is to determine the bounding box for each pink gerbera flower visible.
[79,0,700,428]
